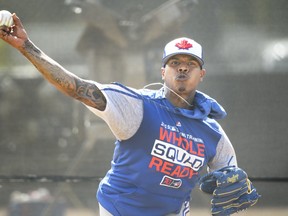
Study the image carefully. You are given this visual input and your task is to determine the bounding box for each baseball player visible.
[1,13,259,216]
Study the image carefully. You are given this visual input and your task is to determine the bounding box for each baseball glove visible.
[199,166,260,216]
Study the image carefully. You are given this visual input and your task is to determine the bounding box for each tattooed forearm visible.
[20,39,107,111]
[22,39,41,55]
[21,40,76,92]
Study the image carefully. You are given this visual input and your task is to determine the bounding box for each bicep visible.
[208,127,238,172]
[85,86,143,140]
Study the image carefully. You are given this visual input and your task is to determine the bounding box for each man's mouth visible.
[176,74,188,81]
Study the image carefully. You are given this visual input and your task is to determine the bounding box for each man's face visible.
[161,54,206,95]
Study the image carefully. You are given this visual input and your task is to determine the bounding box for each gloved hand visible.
[199,166,260,216]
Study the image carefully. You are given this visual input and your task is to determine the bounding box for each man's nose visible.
[178,63,189,72]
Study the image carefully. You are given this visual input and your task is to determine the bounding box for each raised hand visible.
[0,13,29,50]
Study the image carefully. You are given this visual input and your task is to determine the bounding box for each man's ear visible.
[161,67,165,80]
[200,68,206,81]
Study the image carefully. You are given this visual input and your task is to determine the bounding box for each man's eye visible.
[170,61,180,66]
[187,62,194,66]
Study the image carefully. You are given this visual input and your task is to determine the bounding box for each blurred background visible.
[0,0,288,215]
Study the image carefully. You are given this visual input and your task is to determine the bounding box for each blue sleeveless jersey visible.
[97,83,226,216]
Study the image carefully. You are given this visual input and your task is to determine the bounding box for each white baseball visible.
[0,10,14,27]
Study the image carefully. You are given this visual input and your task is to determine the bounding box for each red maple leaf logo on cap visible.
[175,39,193,49]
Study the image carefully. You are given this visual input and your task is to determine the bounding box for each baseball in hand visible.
[0,10,14,27]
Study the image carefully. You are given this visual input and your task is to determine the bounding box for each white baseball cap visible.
[162,37,204,66]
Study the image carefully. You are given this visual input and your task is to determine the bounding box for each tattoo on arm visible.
[22,40,107,111]
[75,79,107,111]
